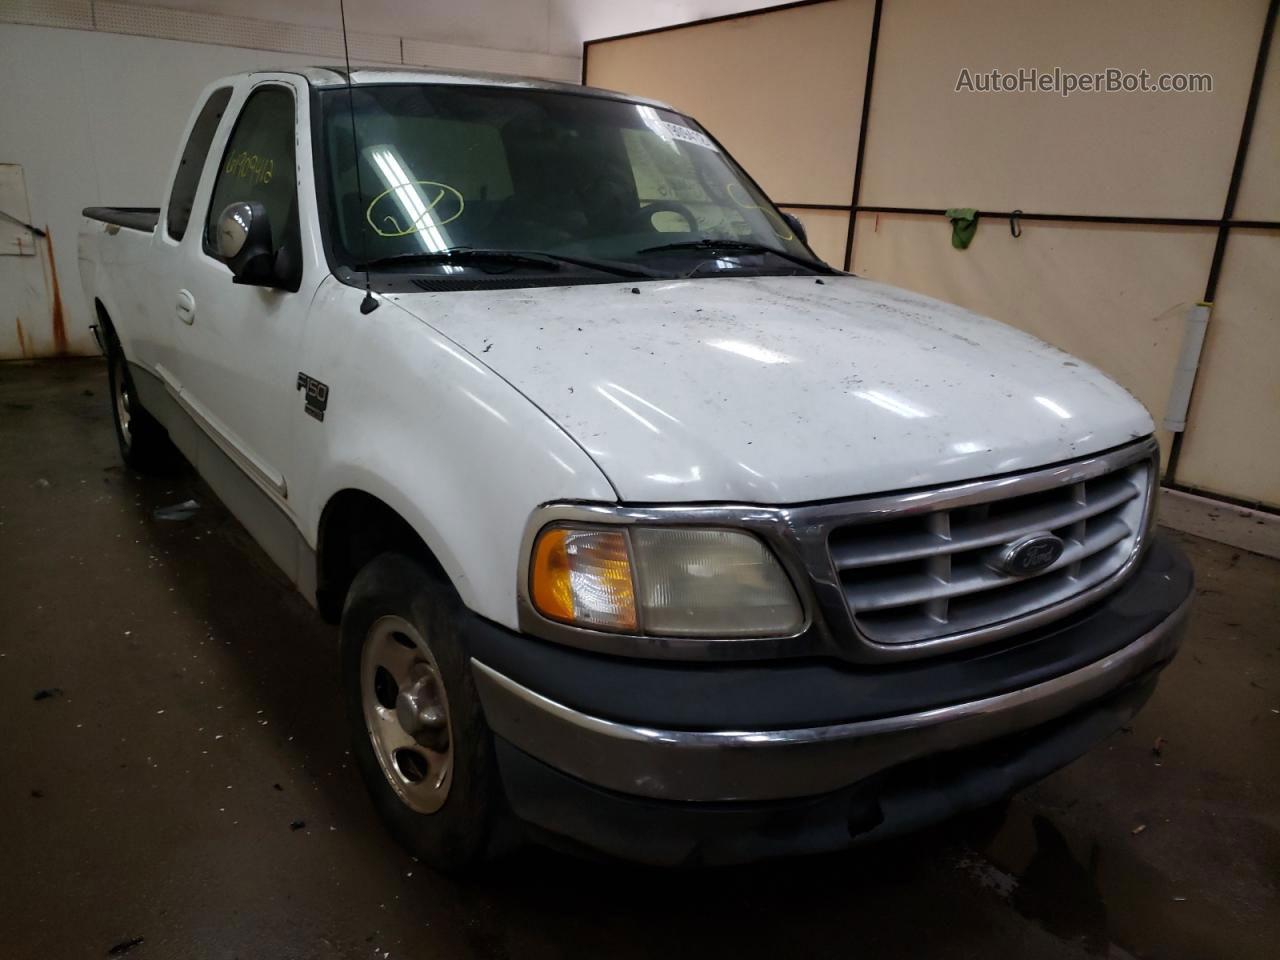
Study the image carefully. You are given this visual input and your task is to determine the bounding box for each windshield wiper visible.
[634,238,832,274]
[361,248,561,272]
[519,249,661,278]
[362,247,659,279]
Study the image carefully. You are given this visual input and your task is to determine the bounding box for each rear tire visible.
[106,333,177,474]
[341,553,500,873]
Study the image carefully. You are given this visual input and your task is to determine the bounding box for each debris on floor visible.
[152,499,200,521]
[106,936,144,956]
[33,687,63,701]
[290,820,306,831]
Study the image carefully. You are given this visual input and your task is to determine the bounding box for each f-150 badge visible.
[296,372,329,422]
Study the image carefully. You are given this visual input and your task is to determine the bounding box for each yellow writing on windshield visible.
[365,180,465,238]
[727,182,794,241]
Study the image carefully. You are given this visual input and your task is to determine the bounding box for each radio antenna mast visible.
[339,0,379,314]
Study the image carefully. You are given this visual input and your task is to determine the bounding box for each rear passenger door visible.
[168,77,323,573]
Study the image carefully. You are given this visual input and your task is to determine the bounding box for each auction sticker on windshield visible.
[662,121,719,151]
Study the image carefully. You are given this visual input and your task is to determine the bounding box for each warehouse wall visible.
[0,0,775,359]
[585,0,1280,509]
[0,27,323,357]
[0,0,581,359]
[1175,16,1280,507]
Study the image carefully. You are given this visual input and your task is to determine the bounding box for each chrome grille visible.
[827,456,1153,646]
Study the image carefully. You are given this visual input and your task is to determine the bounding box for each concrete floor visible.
[1,358,1276,960]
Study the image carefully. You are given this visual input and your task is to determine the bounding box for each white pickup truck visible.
[79,67,1192,869]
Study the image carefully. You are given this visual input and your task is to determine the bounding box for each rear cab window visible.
[166,87,232,241]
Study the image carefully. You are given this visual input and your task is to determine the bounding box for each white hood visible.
[390,275,1153,503]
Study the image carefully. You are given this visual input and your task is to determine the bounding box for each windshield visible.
[315,84,826,282]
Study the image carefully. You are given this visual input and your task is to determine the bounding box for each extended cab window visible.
[205,85,300,282]
[167,87,232,241]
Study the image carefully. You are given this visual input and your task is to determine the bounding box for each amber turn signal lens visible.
[530,527,638,632]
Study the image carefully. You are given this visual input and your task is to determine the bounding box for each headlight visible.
[530,527,638,631]
[529,525,803,638]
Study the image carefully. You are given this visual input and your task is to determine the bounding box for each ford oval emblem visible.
[996,532,1065,576]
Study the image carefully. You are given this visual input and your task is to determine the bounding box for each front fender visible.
[296,280,616,627]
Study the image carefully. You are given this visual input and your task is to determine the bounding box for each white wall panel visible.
[550,0,776,56]
[15,0,783,59]
[0,164,51,359]
[0,0,93,29]
[93,1,402,61]
[123,1,560,57]
[0,24,338,356]
[401,37,578,83]
[0,1,583,73]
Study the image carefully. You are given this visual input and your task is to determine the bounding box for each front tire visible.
[341,554,500,872]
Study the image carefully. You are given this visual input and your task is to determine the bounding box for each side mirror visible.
[780,212,808,245]
[215,201,278,287]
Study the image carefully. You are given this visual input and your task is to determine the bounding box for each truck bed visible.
[82,207,160,232]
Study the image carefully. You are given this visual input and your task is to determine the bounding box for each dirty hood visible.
[392,275,1153,503]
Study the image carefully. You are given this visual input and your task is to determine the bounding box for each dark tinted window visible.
[166,87,232,241]
[204,86,299,264]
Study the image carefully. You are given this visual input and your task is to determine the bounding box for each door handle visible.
[176,289,196,325]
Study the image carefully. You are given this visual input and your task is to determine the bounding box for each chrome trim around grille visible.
[517,437,1160,663]
[792,437,1159,660]
[828,457,1152,645]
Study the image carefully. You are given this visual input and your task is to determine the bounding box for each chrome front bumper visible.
[472,593,1190,803]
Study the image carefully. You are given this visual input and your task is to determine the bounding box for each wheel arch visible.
[315,488,458,624]
[94,298,118,347]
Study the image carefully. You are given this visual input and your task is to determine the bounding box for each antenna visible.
[339,0,379,314]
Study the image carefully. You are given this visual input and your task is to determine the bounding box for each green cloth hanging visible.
[945,208,979,249]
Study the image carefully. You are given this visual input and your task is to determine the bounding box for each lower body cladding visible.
[467,535,1194,866]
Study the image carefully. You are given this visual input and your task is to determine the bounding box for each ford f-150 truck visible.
[79,67,1192,869]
